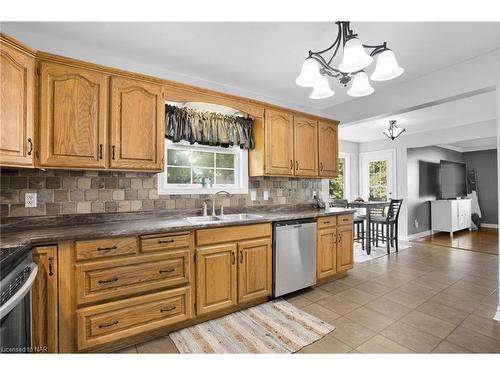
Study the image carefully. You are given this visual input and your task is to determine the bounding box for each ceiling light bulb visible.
[347,71,374,97]
[309,76,335,99]
[296,58,323,87]
[338,37,373,73]
[370,49,404,81]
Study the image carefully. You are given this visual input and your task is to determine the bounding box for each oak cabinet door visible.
[109,77,164,171]
[337,225,354,273]
[264,109,294,175]
[294,116,318,176]
[318,121,338,177]
[32,246,59,353]
[237,238,272,304]
[39,61,107,168]
[196,243,237,315]
[0,41,35,167]
[317,228,337,280]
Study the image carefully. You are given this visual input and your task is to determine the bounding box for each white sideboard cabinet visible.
[431,199,471,238]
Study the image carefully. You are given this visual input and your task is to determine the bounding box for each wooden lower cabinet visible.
[316,227,337,281]
[336,224,354,273]
[32,246,59,353]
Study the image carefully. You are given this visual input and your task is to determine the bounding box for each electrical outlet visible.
[25,192,37,208]
[263,190,269,201]
[250,190,257,201]
[312,191,317,199]
[414,219,419,228]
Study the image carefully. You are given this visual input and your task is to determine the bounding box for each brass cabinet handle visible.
[98,277,118,284]
[338,234,342,243]
[323,221,330,225]
[97,246,117,252]
[290,160,293,170]
[48,256,54,276]
[112,145,116,160]
[27,138,33,156]
[158,239,175,244]
[159,268,175,274]
[160,306,176,313]
[239,251,243,263]
[296,161,299,170]
[231,251,235,265]
[99,144,103,159]
[320,162,323,171]
[99,320,119,329]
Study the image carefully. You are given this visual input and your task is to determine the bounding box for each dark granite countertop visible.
[0,205,355,253]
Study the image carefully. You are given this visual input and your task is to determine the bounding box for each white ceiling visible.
[3,22,499,115]
[438,137,498,153]
[339,90,497,143]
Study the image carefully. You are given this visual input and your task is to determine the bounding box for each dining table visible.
[347,200,390,255]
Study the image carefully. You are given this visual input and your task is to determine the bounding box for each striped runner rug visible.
[169,299,335,353]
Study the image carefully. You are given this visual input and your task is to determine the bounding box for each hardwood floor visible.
[115,241,500,354]
[412,228,499,255]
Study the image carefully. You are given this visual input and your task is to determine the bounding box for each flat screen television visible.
[439,160,466,199]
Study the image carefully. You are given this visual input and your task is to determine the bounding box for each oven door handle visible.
[0,262,38,319]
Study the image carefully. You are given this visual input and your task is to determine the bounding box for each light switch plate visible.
[250,190,257,201]
[263,190,269,201]
[25,192,37,208]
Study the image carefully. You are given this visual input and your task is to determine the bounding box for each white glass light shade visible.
[338,37,373,73]
[370,49,404,81]
[309,76,334,99]
[296,58,323,87]
[347,72,374,97]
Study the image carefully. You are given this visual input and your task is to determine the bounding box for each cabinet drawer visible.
[337,214,353,226]
[76,250,191,305]
[75,237,137,262]
[140,232,192,253]
[317,216,336,229]
[196,223,272,246]
[76,286,191,350]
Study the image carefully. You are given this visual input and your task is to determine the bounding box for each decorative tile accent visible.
[0,168,323,217]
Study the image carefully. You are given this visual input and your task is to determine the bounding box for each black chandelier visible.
[383,120,406,140]
[296,21,404,99]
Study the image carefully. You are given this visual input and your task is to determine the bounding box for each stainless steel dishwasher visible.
[273,218,317,297]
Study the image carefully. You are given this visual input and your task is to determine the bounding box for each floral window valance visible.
[165,104,254,149]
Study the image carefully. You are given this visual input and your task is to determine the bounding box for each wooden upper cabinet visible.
[237,238,272,304]
[109,76,164,171]
[294,116,318,176]
[317,228,337,281]
[318,121,338,177]
[0,39,35,167]
[264,109,294,176]
[39,61,107,168]
[336,224,354,273]
[196,243,237,316]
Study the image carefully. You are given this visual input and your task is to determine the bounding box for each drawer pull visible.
[159,268,176,274]
[97,246,117,252]
[323,221,330,224]
[99,320,119,329]
[160,306,176,313]
[158,239,175,244]
[98,277,118,284]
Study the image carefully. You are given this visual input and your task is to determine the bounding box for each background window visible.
[329,158,345,199]
[369,160,388,199]
[158,140,248,195]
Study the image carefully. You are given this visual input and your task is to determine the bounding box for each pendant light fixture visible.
[296,21,403,99]
[383,120,406,140]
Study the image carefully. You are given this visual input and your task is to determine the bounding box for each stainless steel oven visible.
[0,253,38,354]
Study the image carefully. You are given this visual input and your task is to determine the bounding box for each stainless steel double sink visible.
[184,213,263,224]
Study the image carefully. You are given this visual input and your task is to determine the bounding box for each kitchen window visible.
[329,152,350,200]
[158,140,248,195]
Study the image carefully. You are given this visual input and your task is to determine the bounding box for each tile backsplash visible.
[0,168,323,217]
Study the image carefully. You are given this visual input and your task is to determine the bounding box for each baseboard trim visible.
[481,223,498,229]
[407,230,432,240]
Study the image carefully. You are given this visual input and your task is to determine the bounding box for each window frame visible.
[359,149,396,200]
[158,140,249,195]
[323,152,351,202]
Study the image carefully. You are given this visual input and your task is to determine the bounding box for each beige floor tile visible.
[472,304,499,320]
[301,303,341,323]
[416,300,470,325]
[319,280,352,294]
[330,317,377,348]
[356,335,413,353]
[114,345,138,354]
[285,294,313,309]
[299,335,352,353]
[430,291,481,313]
[383,289,427,308]
[372,275,408,289]
[381,321,441,353]
[461,275,499,289]
[345,306,395,332]
[397,282,440,300]
[339,274,369,287]
[354,281,394,297]
[301,288,332,302]
[480,292,500,308]
[365,297,412,320]
[431,340,471,353]
[400,310,457,339]
[447,327,500,353]
[136,336,179,353]
[452,280,497,296]
[411,276,451,292]
[460,313,500,341]
[336,288,378,305]
[316,295,361,315]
